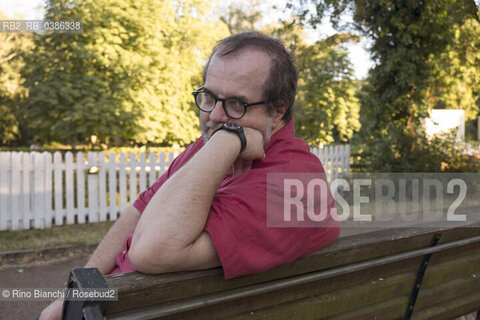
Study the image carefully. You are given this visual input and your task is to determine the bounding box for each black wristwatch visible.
[212,123,247,152]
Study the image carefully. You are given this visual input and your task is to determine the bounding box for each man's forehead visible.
[211,47,271,66]
[204,48,270,99]
[215,44,270,57]
[208,50,271,83]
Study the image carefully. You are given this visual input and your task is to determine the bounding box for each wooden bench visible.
[62,222,480,320]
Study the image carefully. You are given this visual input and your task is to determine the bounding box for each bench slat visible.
[422,248,480,288]
[412,292,480,320]
[229,296,409,320]
[416,275,480,313]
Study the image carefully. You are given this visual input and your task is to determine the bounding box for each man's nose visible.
[209,101,229,123]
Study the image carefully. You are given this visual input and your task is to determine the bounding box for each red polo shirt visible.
[110,120,340,279]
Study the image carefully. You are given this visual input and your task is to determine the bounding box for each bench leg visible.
[404,233,441,320]
[61,268,109,320]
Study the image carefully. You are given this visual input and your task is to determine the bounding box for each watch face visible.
[224,123,241,130]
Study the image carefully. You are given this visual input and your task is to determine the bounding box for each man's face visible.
[200,49,278,144]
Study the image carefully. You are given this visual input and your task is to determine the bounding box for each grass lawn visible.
[0,221,114,253]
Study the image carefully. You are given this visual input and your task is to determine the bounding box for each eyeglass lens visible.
[195,91,245,118]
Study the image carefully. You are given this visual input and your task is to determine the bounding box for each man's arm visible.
[129,128,265,274]
[39,205,140,320]
[84,204,141,273]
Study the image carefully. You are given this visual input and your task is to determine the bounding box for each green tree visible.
[22,0,228,148]
[292,0,479,170]
[219,0,263,34]
[294,33,361,145]
[0,13,32,146]
[428,16,480,120]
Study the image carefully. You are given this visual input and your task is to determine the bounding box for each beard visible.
[200,118,273,148]
[200,120,223,144]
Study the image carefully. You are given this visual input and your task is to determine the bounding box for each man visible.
[40,31,340,319]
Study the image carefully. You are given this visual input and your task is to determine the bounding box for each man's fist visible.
[39,298,63,320]
[240,127,265,160]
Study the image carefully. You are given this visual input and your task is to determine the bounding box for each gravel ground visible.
[0,255,89,320]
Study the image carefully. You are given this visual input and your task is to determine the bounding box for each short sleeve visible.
[205,170,340,280]
[133,139,204,213]
[133,172,169,213]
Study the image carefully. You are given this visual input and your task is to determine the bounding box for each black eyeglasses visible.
[192,86,266,119]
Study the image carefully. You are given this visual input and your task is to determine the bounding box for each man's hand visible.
[239,127,265,160]
[39,205,140,319]
[39,298,63,320]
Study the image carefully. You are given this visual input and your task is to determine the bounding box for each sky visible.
[0,0,374,79]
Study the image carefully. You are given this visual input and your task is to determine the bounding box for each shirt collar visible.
[264,118,295,152]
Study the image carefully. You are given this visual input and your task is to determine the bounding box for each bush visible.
[353,130,480,173]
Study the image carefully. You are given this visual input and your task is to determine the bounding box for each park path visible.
[0,255,89,320]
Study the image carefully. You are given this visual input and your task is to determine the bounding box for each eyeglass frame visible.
[192,86,266,119]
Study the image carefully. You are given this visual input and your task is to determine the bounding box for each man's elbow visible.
[128,248,158,274]
[128,236,182,274]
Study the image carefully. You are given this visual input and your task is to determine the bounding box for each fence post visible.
[315,147,323,171]
[87,152,99,223]
[0,152,10,231]
[65,152,75,224]
[159,152,166,176]
[11,152,21,230]
[44,152,53,229]
[139,152,147,192]
[108,152,118,220]
[167,152,174,172]
[335,145,341,180]
[22,152,32,229]
[148,152,156,187]
[324,146,330,182]
[129,153,137,205]
[76,152,86,224]
[33,152,45,229]
[54,152,63,226]
[98,152,107,222]
[345,144,350,177]
[118,152,127,214]
[329,146,335,183]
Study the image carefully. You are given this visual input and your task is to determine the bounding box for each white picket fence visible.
[311,144,350,182]
[0,151,177,231]
[0,145,349,231]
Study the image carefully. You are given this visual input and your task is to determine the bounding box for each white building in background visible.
[425,109,465,142]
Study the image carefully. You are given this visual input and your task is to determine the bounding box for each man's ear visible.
[273,105,288,124]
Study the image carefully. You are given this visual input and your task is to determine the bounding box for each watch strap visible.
[212,124,246,152]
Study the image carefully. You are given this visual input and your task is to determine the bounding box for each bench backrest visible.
[92,224,480,320]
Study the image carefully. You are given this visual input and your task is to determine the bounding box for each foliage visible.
[293,32,361,145]
[427,16,480,121]
[21,0,228,148]
[358,130,480,172]
[291,0,479,171]
[218,0,263,34]
[0,12,32,145]
[413,131,480,172]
